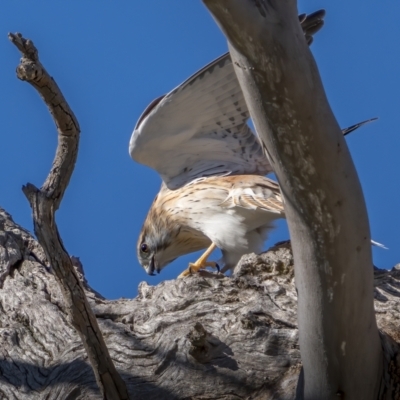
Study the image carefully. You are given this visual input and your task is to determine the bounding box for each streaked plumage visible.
[129,10,374,276]
[136,175,284,275]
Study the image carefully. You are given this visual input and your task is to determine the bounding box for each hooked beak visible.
[145,255,160,276]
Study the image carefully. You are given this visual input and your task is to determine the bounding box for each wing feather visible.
[129,52,270,189]
[129,11,328,190]
[219,177,285,214]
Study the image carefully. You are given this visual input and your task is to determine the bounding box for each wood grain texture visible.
[0,208,399,399]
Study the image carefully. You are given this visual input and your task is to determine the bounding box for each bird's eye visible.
[141,243,149,253]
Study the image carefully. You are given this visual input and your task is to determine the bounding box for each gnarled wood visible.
[0,208,399,399]
[8,33,129,400]
[202,1,382,398]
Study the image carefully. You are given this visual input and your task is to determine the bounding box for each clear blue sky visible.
[1,1,399,299]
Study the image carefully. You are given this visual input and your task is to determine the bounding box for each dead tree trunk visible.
[0,208,399,399]
[202,1,383,398]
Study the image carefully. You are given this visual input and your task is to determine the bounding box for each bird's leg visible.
[178,243,218,278]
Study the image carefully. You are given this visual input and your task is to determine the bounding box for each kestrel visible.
[130,10,374,277]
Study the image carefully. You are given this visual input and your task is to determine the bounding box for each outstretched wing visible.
[129,11,326,190]
[130,53,270,190]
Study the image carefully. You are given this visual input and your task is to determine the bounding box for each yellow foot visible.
[178,261,219,278]
[178,243,218,278]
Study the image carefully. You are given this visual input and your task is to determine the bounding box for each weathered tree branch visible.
[8,33,129,400]
[0,207,399,399]
[202,1,382,399]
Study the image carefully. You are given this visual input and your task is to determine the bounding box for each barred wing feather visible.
[129,53,271,190]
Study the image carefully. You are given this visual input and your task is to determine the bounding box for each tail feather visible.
[371,239,388,250]
[342,117,378,136]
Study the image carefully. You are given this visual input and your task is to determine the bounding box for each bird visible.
[129,10,375,277]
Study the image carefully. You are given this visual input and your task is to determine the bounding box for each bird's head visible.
[137,223,179,276]
[137,185,212,276]
[137,209,211,276]
[136,187,182,275]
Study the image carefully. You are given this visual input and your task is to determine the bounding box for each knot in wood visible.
[187,322,211,362]
[188,322,208,346]
[16,62,40,82]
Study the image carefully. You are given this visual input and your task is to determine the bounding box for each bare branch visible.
[202,1,383,399]
[8,32,130,400]
[8,33,78,209]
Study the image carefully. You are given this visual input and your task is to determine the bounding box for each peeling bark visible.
[0,208,399,399]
